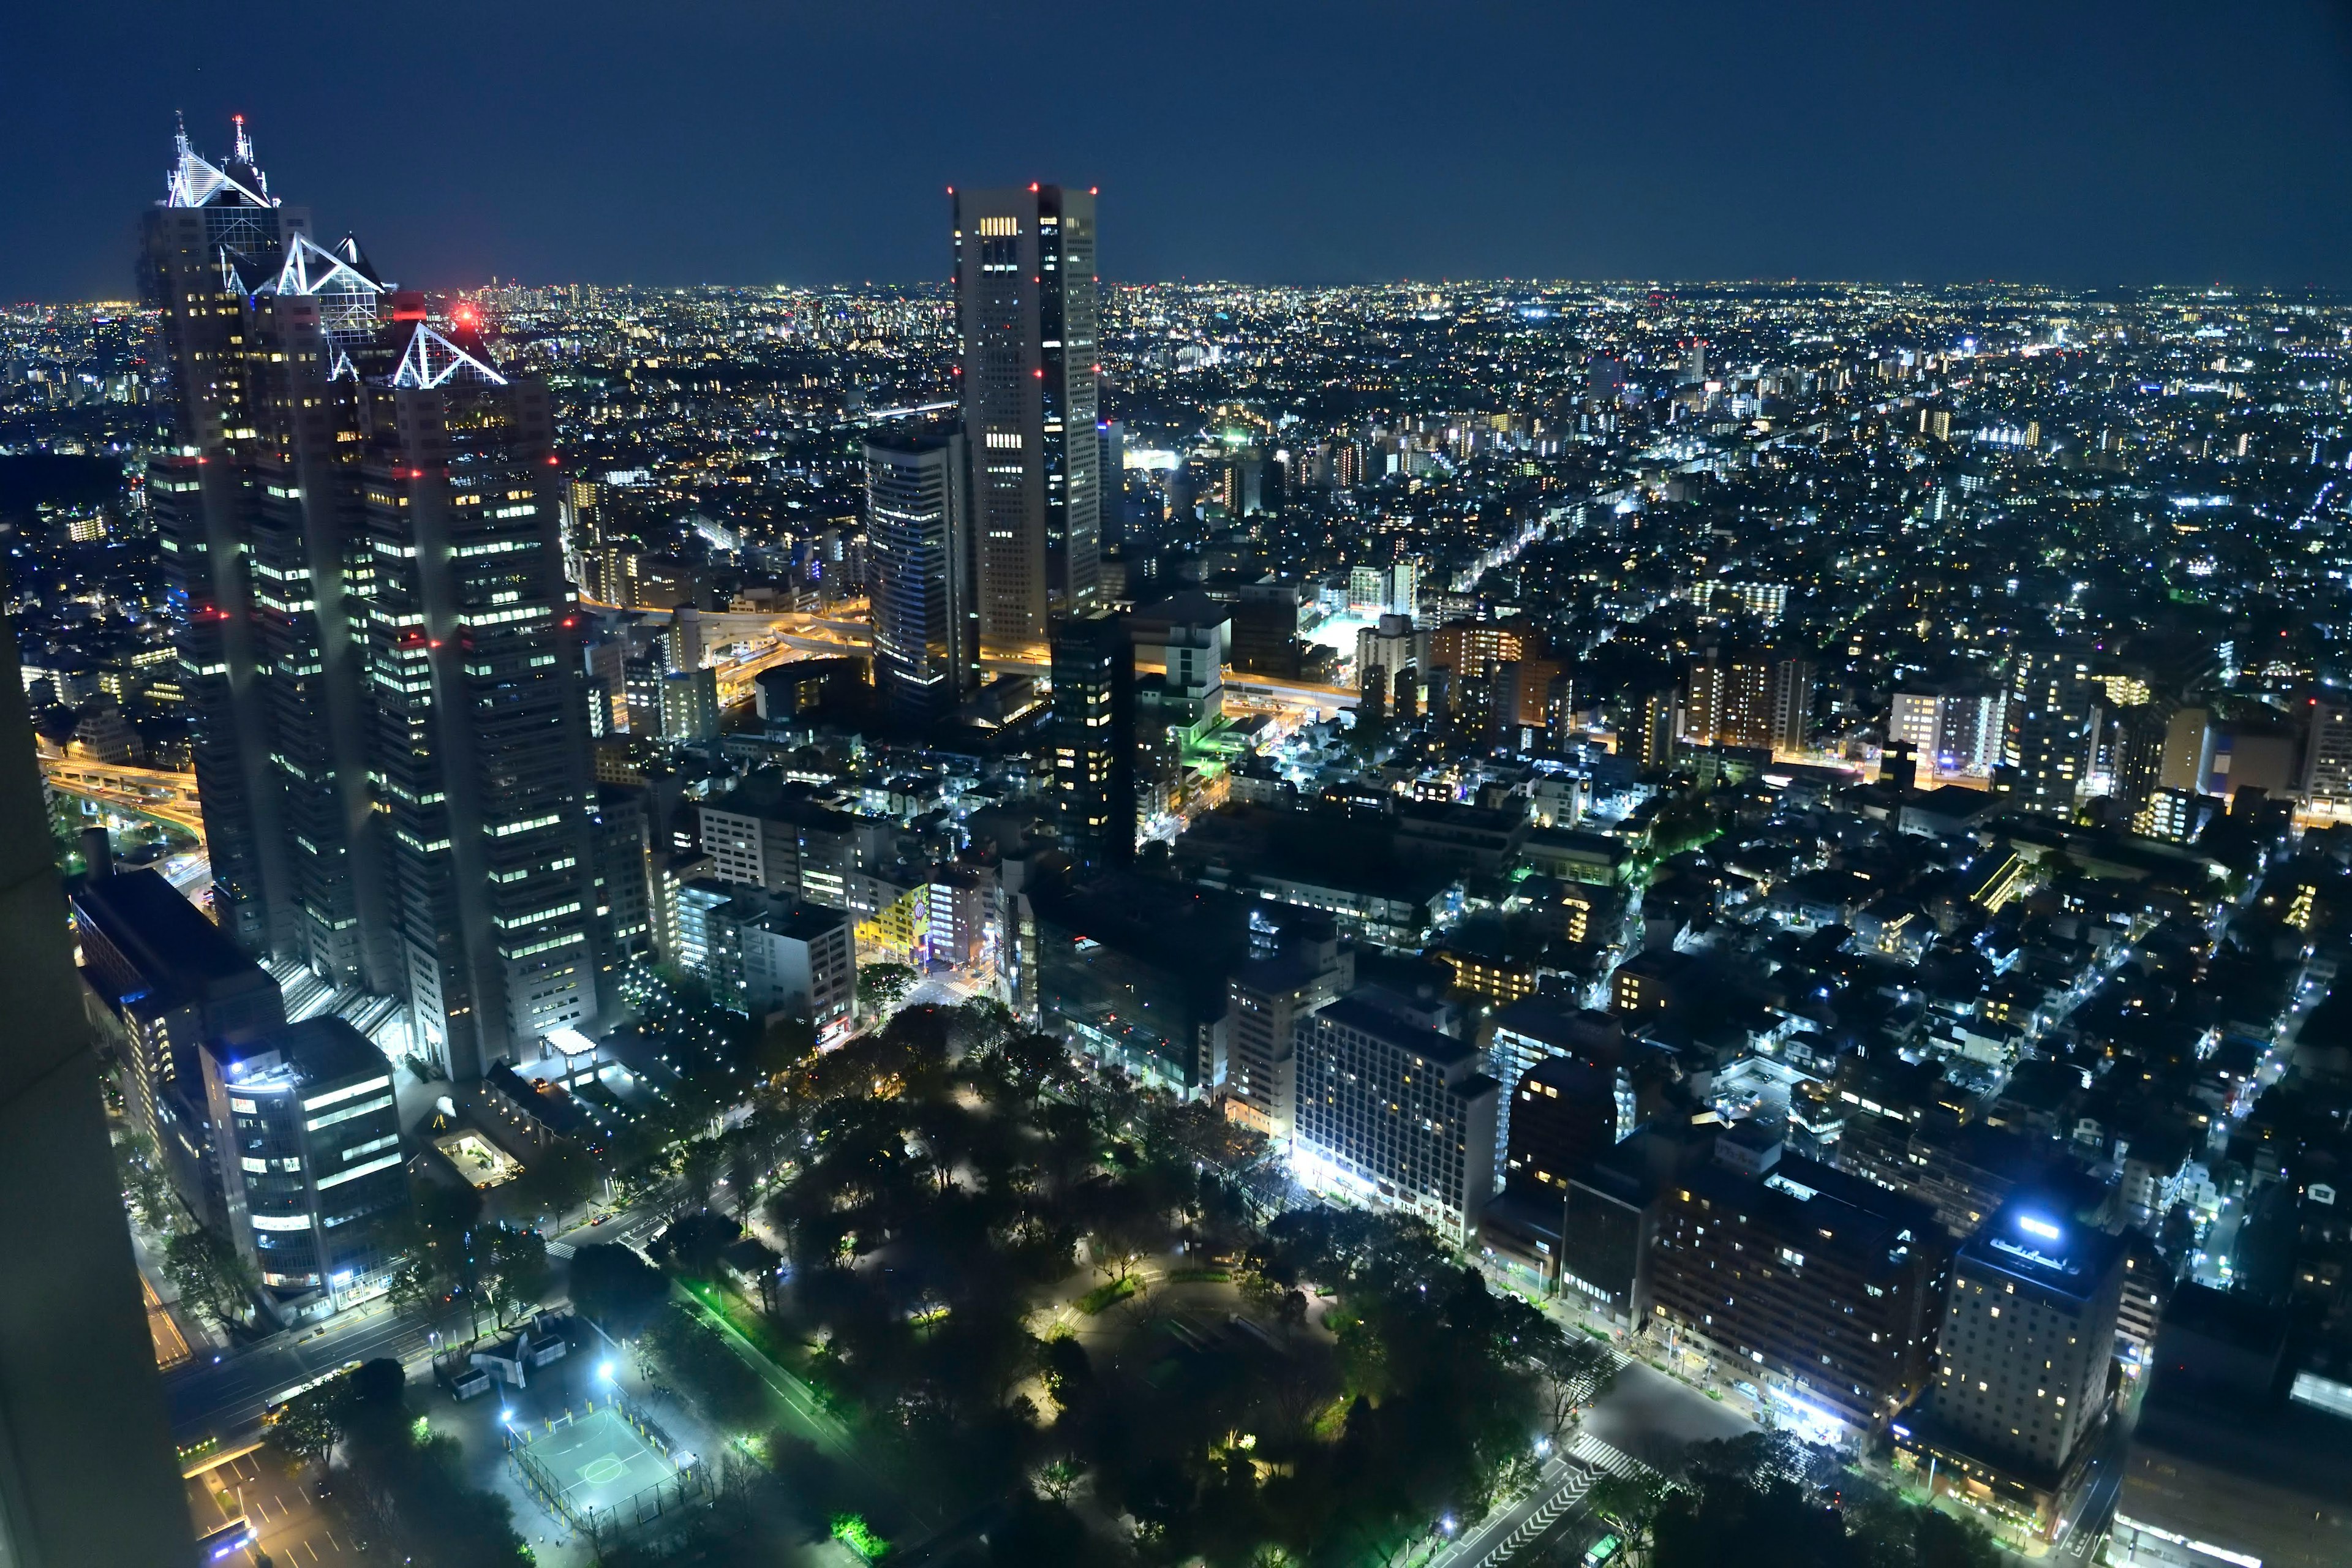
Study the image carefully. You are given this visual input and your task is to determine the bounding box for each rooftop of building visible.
[71,869,269,992]
[1314,993,1480,1070]
[208,1016,390,1095]
[1954,1199,2124,1305]
[1682,1144,1941,1276]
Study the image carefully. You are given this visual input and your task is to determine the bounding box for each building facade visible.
[1049,609,1136,865]
[1292,995,1498,1244]
[201,1017,408,1318]
[953,185,1101,647]
[1647,1138,1947,1434]
[864,427,976,720]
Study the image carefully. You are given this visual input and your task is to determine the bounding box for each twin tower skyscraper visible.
[865,184,1104,720]
[142,119,605,1080]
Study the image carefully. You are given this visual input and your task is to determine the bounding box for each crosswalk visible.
[1566,1429,1651,1482]
[1476,1463,1595,1565]
[1452,1432,1653,1568]
[545,1240,576,1260]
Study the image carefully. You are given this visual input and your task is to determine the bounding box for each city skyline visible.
[10,1,2352,301]
[10,45,2352,1566]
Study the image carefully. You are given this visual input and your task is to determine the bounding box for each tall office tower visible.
[1996,644,2099,816]
[1047,608,1135,866]
[953,184,1101,647]
[1929,1201,2122,1488]
[144,119,312,955]
[865,426,976,720]
[143,123,604,1077]
[357,327,603,1077]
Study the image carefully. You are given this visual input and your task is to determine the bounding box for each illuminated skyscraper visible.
[953,184,1101,647]
[1996,644,2098,817]
[141,121,605,1078]
[864,426,976,719]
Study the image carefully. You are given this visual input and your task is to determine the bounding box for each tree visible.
[568,1242,669,1338]
[1532,1329,1619,1438]
[508,1143,598,1227]
[477,1226,548,1330]
[268,1384,344,1473]
[677,1136,724,1214]
[1031,1455,1085,1503]
[722,1126,767,1223]
[1585,1474,1663,1568]
[745,1013,817,1080]
[116,1131,175,1230]
[856,962,917,1019]
[163,1225,258,1330]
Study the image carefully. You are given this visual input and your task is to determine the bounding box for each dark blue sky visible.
[10,0,2352,299]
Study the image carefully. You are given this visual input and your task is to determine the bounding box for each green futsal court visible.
[515,1406,677,1526]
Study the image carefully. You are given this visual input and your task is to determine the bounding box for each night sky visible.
[9,0,2352,299]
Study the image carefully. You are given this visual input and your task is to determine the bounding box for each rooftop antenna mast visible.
[232,113,253,164]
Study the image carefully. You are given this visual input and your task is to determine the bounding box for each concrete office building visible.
[699,771,891,908]
[1223,918,1352,1138]
[734,900,855,1041]
[201,1017,408,1319]
[72,869,287,1223]
[1293,994,1498,1245]
[954,184,1101,646]
[1647,1131,1947,1436]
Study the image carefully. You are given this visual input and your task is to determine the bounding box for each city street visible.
[186,1443,361,1565]
[164,1303,434,1444]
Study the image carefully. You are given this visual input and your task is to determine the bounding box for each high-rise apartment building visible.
[864,427,976,719]
[1891,687,2002,777]
[1997,645,2100,816]
[1686,649,1814,752]
[1048,609,1135,865]
[953,185,1101,647]
[143,123,605,1080]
